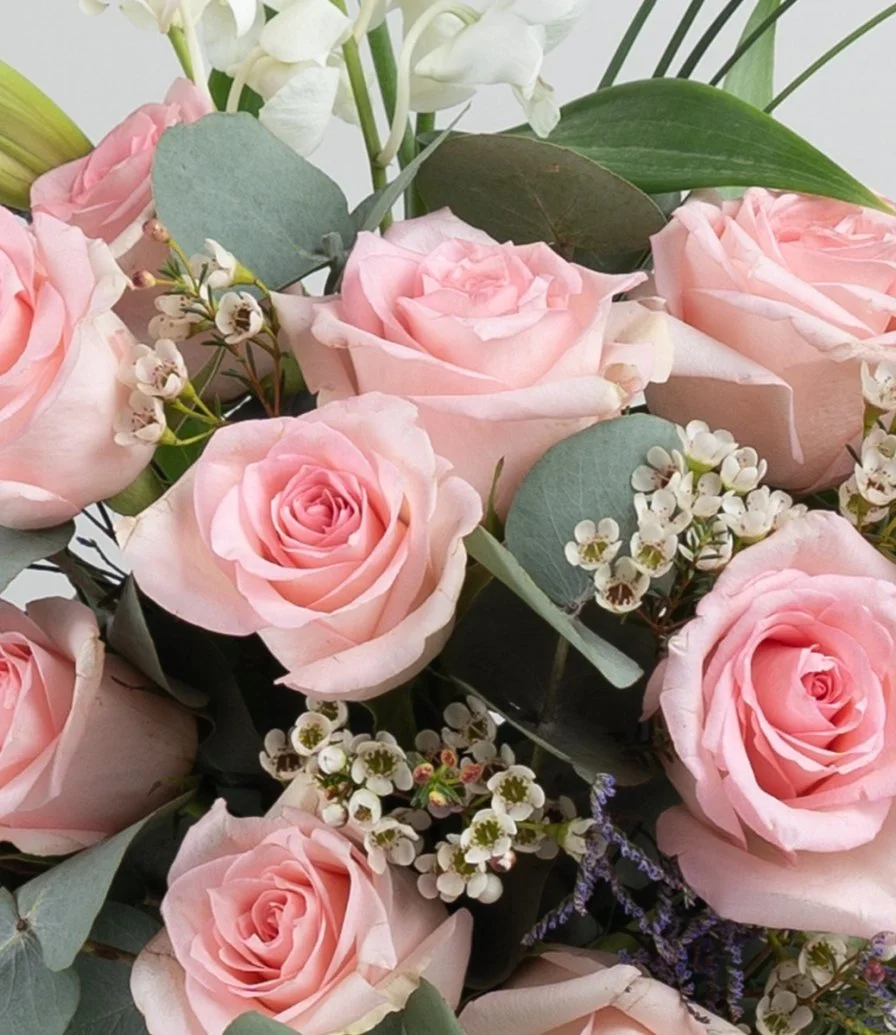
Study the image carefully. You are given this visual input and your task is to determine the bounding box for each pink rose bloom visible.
[119,393,482,700]
[460,949,741,1035]
[646,188,896,491]
[647,511,896,936]
[0,597,196,856]
[0,207,154,528]
[131,799,472,1035]
[277,209,672,513]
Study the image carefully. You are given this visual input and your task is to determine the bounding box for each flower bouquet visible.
[3,2,896,1034]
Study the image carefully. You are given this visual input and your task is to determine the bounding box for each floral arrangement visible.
[3,2,896,1034]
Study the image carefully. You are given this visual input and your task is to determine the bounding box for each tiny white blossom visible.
[487,765,545,821]
[259,729,302,782]
[321,802,349,827]
[593,557,650,614]
[679,519,733,572]
[676,420,738,471]
[670,470,726,520]
[862,360,896,411]
[347,788,382,828]
[391,806,432,833]
[113,391,166,447]
[414,728,442,756]
[289,712,332,756]
[151,292,205,345]
[857,427,896,506]
[765,960,816,1000]
[798,934,850,987]
[215,290,265,344]
[511,807,550,856]
[435,836,497,903]
[351,734,413,795]
[756,989,814,1035]
[191,238,239,289]
[317,744,348,774]
[630,517,678,578]
[443,695,497,751]
[720,447,768,494]
[460,809,517,864]
[721,487,796,542]
[307,698,349,729]
[121,339,188,400]
[364,817,419,874]
[564,518,622,570]
[631,445,687,492]
[634,488,692,536]
[839,474,888,527]
[559,818,605,863]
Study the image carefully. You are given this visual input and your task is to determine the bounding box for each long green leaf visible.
[676,0,749,78]
[723,0,782,109]
[598,0,660,89]
[516,79,883,209]
[711,0,801,90]
[767,4,896,113]
[653,0,706,77]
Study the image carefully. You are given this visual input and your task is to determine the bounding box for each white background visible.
[2,0,895,604]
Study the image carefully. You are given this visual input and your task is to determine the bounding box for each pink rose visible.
[0,207,153,528]
[119,393,482,700]
[277,210,672,512]
[131,799,472,1035]
[647,511,896,936]
[0,597,196,856]
[459,949,741,1035]
[646,189,896,491]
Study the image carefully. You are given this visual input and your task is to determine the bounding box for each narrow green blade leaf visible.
[464,527,642,688]
[724,0,781,109]
[516,79,883,210]
[0,521,73,592]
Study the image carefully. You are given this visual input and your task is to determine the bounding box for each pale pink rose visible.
[647,510,896,936]
[30,80,221,384]
[460,949,741,1035]
[118,393,482,700]
[276,210,673,513]
[0,597,196,856]
[0,207,154,528]
[131,799,472,1035]
[646,188,896,491]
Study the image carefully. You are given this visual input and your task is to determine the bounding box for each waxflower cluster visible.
[566,421,806,616]
[754,931,896,1035]
[260,695,599,904]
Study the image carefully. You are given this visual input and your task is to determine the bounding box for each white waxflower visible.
[149,293,205,343]
[191,238,241,289]
[755,989,813,1035]
[765,960,817,1000]
[487,764,545,821]
[307,698,349,729]
[676,420,738,472]
[862,360,896,412]
[630,517,678,578]
[215,291,265,344]
[856,427,896,506]
[113,391,167,447]
[721,487,796,542]
[321,802,349,827]
[416,836,502,904]
[121,339,188,400]
[460,809,517,864]
[559,818,604,863]
[720,447,768,494]
[511,807,549,856]
[391,806,432,833]
[442,695,497,751]
[317,744,348,775]
[289,711,332,756]
[364,817,420,874]
[631,445,687,492]
[669,470,725,520]
[351,734,413,795]
[593,557,650,614]
[259,728,302,782]
[798,934,851,987]
[679,519,733,573]
[839,474,888,527]
[634,488,691,536]
[347,788,382,828]
[414,728,442,756]
[564,518,622,571]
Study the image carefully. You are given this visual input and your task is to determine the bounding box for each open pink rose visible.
[647,511,896,936]
[646,189,896,491]
[0,597,196,856]
[0,207,154,528]
[119,393,482,700]
[460,949,741,1035]
[131,799,472,1035]
[277,209,672,512]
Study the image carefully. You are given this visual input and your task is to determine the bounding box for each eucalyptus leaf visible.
[104,467,166,518]
[0,521,73,592]
[464,527,641,689]
[401,981,465,1034]
[0,888,80,1035]
[505,414,680,607]
[224,1013,295,1034]
[724,0,781,109]
[153,113,354,289]
[416,135,666,255]
[512,79,883,210]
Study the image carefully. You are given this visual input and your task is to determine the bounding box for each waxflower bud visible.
[439,748,458,769]
[414,762,435,785]
[143,217,170,244]
[131,270,158,290]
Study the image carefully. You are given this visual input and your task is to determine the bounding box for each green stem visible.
[709,0,802,86]
[676,0,749,78]
[80,940,138,965]
[330,0,388,210]
[599,0,660,89]
[367,22,415,169]
[406,111,436,218]
[653,0,706,77]
[167,26,194,80]
[766,3,896,113]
